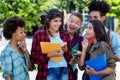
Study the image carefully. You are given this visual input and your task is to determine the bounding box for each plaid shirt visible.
[31,30,73,80]
[70,33,83,80]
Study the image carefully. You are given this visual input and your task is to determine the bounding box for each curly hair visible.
[88,0,111,16]
[3,16,26,40]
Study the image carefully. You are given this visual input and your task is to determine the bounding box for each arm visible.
[60,32,73,62]
[86,66,115,75]
[5,76,11,80]
[18,41,34,71]
[86,42,115,75]
[30,31,49,65]
[1,50,12,80]
[78,39,88,70]
[110,32,120,61]
[24,50,33,71]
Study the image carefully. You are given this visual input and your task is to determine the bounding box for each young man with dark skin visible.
[88,0,120,61]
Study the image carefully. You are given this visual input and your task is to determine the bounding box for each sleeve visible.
[1,50,12,78]
[101,43,116,69]
[30,31,49,65]
[62,32,73,62]
[78,36,83,51]
[78,45,91,70]
[110,32,120,58]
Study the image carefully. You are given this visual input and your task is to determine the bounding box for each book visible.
[40,42,62,62]
[71,43,79,56]
[85,54,107,80]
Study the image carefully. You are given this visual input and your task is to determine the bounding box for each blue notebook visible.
[85,54,107,80]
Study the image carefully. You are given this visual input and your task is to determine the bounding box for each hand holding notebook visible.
[40,42,62,54]
[40,42,63,62]
[85,54,107,80]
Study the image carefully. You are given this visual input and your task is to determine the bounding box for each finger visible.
[86,66,94,71]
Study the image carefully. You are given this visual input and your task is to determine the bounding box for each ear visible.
[101,16,106,22]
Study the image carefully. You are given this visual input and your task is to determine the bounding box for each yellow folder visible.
[50,57,62,62]
[40,42,62,62]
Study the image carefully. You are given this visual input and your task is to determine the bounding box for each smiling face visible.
[49,17,62,32]
[12,27,26,42]
[86,23,95,39]
[67,15,82,34]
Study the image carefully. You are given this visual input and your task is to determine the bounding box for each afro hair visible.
[88,0,111,16]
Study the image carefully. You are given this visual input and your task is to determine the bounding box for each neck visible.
[92,38,97,45]
[69,32,75,39]
[48,29,58,37]
[10,39,18,48]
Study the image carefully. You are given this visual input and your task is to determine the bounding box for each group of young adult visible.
[0,0,120,80]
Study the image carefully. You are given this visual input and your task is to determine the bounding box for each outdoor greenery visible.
[0,0,120,33]
[107,0,120,32]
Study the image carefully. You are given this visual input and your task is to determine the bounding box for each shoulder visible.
[110,31,117,36]
[110,31,120,42]
[98,41,113,54]
[60,31,69,36]
[1,44,12,57]
[33,29,47,38]
[77,34,83,40]
[99,41,109,48]
[60,31,71,42]
[34,29,46,35]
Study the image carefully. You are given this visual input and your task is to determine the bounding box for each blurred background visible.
[0,0,120,80]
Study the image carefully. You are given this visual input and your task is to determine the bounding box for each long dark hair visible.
[44,9,63,36]
[90,20,111,46]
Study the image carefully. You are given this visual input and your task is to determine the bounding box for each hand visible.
[48,50,64,58]
[74,50,82,56]
[82,39,88,51]
[86,66,97,75]
[61,42,68,52]
[18,40,27,51]
[69,56,79,65]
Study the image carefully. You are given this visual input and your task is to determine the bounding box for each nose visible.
[23,32,26,37]
[58,21,62,26]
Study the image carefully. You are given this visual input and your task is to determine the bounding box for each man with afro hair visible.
[88,0,120,62]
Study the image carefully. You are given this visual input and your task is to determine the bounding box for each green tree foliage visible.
[0,0,50,32]
[54,0,90,13]
[0,0,120,33]
[107,0,120,25]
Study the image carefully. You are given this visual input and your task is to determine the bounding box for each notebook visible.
[40,42,61,54]
[85,54,107,80]
[71,43,79,71]
[40,42,62,62]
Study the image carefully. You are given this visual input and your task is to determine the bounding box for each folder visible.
[71,43,79,71]
[50,57,62,62]
[40,42,61,54]
[40,42,62,62]
[85,54,107,80]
